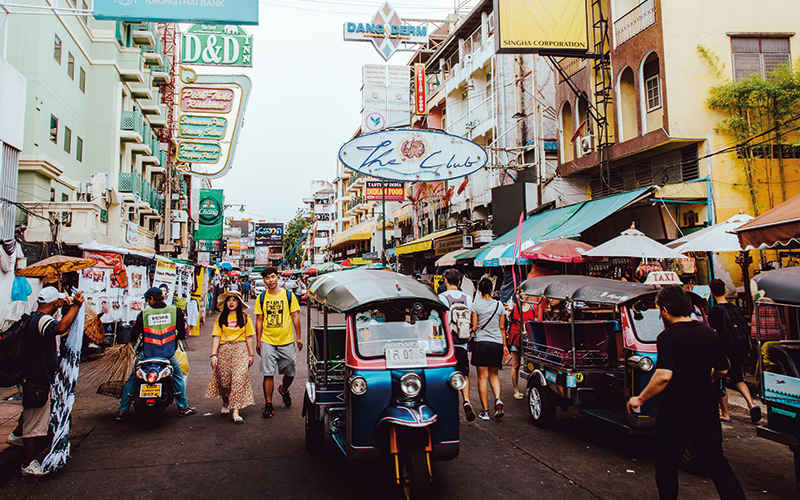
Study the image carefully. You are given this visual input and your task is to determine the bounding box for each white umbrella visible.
[667,213,754,253]
[583,227,685,260]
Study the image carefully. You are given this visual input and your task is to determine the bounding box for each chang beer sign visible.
[195,189,224,240]
[182,24,253,67]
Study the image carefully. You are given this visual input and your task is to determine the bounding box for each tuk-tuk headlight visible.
[628,355,654,372]
[400,373,422,397]
[449,371,467,391]
[350,376,367,395]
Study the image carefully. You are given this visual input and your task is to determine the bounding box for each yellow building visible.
[552,0,800,287]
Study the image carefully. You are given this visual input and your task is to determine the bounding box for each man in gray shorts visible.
[255,267,302,418]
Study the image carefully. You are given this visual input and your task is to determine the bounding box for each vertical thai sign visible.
[414,63,426,115]
[195,189,224,240]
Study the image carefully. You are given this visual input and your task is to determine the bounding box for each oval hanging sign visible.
[338,129,488,182]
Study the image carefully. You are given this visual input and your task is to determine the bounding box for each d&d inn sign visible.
[182,24,253,67]
[338,129,488,182]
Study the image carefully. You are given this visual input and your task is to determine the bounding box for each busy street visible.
[0,304,795,500]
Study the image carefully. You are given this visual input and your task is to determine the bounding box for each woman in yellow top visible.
[205,291,256,424]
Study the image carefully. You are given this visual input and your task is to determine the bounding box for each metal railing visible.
[120,109,145,136]
[614,0,656,47]
[346,171,364,188]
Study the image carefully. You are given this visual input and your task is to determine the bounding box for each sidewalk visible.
[0,386,24,486]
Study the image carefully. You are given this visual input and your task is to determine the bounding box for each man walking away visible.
[627,285,746,500]
[255,267,302,418]
[115,287,196,421]
[16,287,84,477]
[438,269,476,422]
[708,279,761,424]
[241,279,251,302]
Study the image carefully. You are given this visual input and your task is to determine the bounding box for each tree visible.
[282,208,311,269]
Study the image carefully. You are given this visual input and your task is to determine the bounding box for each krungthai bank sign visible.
[343,1,429,61]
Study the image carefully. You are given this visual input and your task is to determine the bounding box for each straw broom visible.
[80,343,136,398]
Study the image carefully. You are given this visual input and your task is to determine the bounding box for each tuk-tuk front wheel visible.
[304,395,325,452]
[398,446,431,500]
[528,377,556,427]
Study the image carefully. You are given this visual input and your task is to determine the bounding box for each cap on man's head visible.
[412,271,422,279]
[38,286,66,304]
[144,287,164,301]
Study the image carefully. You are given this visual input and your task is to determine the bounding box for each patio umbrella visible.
[219,262,233,271]
[667,213,754,253]
[520,238,595,263]
[16,255,98,277]
[583,226,684,260]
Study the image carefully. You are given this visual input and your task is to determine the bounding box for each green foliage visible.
[697,45,724,80]
[703,52,800,215]
[282,208,311,269]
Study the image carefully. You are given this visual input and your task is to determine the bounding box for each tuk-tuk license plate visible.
[139,384,161,398]
[385,345,427,369]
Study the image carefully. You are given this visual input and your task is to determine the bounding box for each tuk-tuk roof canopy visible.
[752,267,800,305]
[308,270,443,312]
[520,275,657,305]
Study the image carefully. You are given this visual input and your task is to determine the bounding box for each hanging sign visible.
[343,1,429,61]
[365,181,405,201]
[178,115,228,139]
[339,129,488,182]
[180,86,234,113]
[414,63,426,115]
[495,0,588,54]
[195,189,223,240]
[181,24,253,67]
[176,141,221,163]
[152,260,178,303]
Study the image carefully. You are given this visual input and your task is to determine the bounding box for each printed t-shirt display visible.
[254,288,300,346]
[213,313,256,344]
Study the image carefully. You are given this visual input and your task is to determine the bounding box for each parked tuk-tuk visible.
[751,267,800,492]
[518,275,707,434]
[303,270,464,500]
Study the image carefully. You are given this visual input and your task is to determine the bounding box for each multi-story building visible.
[0,10,194,256]
[551,0,800,285]
[303,180,335,265]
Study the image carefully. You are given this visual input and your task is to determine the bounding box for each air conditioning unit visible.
[77,182,92,201]
[580,136,594,155]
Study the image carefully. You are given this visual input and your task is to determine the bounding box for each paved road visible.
[0,303,795,499]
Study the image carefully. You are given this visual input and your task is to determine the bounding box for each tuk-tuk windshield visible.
[354,304,448,358]
[628,298,705,343]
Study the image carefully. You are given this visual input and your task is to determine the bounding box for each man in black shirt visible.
[627,285,745,500]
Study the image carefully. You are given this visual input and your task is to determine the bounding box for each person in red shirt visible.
[505,292,538,399]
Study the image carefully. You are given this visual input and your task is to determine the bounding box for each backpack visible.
[718,304,752,355]
[0,313,35,387]
[260,289,294,314]
[444,294,472,343]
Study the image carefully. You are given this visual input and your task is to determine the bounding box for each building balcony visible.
[141,36,164,66]
[613,0,657,48]
[120,109,145,143]
[346,172,366,193]
[130,22,156,46]
[126,72,154,101]
[151,63,169,84]
[116,48,144,83]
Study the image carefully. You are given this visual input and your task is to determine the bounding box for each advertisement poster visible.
[196,189,224,240]
[365,181,405,201]
[152,260,178,303]
[254,223,284,246]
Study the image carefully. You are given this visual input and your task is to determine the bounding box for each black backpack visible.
[0,313,34,387]
[718,304,752,355]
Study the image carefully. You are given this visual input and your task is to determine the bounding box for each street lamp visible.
[224,204,246,213]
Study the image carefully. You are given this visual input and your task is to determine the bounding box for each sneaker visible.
[463,401,476,422]
[478,410,490,421]
[178,406,197,416]
[21,459,49,477]
[262,403,274,419]
[751,406,762,423]
[114,411,126,423]
[278,385,292,408]
[494,399,504,420]
[5,432,22,447]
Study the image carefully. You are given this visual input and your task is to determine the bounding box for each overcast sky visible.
[208,0,477,223]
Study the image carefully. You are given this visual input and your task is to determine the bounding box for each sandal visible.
[513,392,524,400]
[221,407,231,415]
[232,415,244,425]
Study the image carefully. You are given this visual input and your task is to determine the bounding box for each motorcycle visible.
[132,357,175,426]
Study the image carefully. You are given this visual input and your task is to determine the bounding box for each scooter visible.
[132,357,174,426]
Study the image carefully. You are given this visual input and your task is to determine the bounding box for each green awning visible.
[538,187,651,241]
[453,247,486,260]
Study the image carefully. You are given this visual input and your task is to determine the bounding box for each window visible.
[49,115,58,143]
[50,188,56,202]
[81,0,89,24]
[79,67,85,92]
[62,193,69,202]
[643,58,661,112]
[64,127,71,153]
[76,137,83,162]
[54,35,62,64]
[67,53,74,79]
[732,37,790,81]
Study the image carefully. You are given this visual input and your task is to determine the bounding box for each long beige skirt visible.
[205,341,255,410]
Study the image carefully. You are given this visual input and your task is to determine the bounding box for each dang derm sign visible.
[338,129,488,182]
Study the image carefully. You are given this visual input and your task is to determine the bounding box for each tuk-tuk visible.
[518,275,707,434]
[751,267,800,492]
[303,270,464,500]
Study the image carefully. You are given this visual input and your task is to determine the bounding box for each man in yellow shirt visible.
[255,267,302,419]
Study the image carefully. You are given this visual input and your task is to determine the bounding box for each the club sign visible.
[338,129,488,182]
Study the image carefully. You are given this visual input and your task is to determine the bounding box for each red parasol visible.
[520,238,595,263]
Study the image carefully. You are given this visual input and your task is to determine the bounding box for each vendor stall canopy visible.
[308,270,441,312]
[734,193,800,250]
[667,213,754,253]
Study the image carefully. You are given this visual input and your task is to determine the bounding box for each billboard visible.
[93,0,258,25]
[339,129,488,182]
[254,223,284,246]
[494,0,588,54]
[343,2,429,61]
[195,189,223,240]
[362,65,411,132]
[365,181,405,201]
[182,24,253,67]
